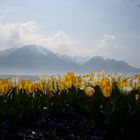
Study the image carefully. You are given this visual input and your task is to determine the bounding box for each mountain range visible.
[0,45,139,75]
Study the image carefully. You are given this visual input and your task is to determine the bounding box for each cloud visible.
[0,21,73,51]
[97,34,115,49]
[87,33,126,62]
[0,21,119,61]
[82,34,117,57]
[36,31,73,53]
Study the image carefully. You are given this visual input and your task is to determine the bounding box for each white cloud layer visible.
[79,34,116,58]
[0,21,73,52]
[97,34,115,49]
[0,21,118,60]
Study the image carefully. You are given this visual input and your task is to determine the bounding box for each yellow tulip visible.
[64,81,73,89]
[100,79,112,97]
[58,82,66,92]
[85,87,95,97]
[74,76,82,88]
[24,83,35,93]
[47,80,54,91]
[135,94,139,101]
[21,80,30,90]
[101,85,112,97]
[0,79,9,84]
[38,82,44,91]
[0,83,10,94]
[79,82,86,91]
[135,74,140,80]
[135,76,140,90]
[33,83,39,91]
[100,79,110,87]
[137,82,140,90]
[64,72,75,82]
[118,81,128,87]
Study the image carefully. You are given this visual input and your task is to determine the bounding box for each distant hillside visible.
[0,45,139,75]
[83,56,139,74]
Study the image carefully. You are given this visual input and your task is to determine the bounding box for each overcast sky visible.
[0,0,140,67]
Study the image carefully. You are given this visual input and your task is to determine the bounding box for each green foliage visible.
[0,86,140,138]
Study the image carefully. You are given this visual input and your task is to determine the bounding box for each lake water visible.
[0,71,139,81]
[0,75,39,81]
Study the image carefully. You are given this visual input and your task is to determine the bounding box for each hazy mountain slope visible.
[83,56,140,74]
[0,45,80,74]
[0,45,139,75]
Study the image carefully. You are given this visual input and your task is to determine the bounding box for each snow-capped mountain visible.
[0,45,80,74]
[0,45,139,75]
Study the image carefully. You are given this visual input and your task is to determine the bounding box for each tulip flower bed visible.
[0,72,140,139]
